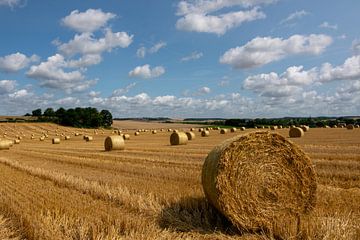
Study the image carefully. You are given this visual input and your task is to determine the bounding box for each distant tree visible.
[100,110,113,127]
[32,108,42,116]
[43,108,55,117]
[24,113,31,116]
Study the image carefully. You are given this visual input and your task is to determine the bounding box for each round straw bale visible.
[240,127,246,131]
[75,132,80,136]
[52,138,60,144]
[202,131,317,238]
[123,134,130,140]
[346,124,354,130]
[152,130,157,134]
[300,126,310,132]
[0,140,11,150]
[186,131,196,140]
[190,128,195,131]
[104,135,125,151]
[134,131,140,136]
[85,136,93,142]
[173,129,179,133]
[17,136,22,140]
[231,127,237,132]
[170,132,188,145]
[355,125,359,128]
[198,128,204,132]
[167,129,172,132]
[201,130,210,137]
[220,129,228,134]
[40,136,45,141]
[14,139,20,144]
[289,127,304,138]
[270,126,278,130]
[65,136,71,140]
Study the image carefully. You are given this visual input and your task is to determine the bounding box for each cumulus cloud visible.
[0,80,16,94]
[8,89,32,99]
[280,10,309,25]
[61,9,116,33]
[55,97,80,106]
[67,54,102,68]
[176,7,265,35]
[198,86,211,94]
[88,90,101,98]
[220,34,332,69]
[319,55,360,82]
[136,41,166,58]
[181,51,203,62]
[128,64,165,79]
[58,29,133,57]
[0,53,39,73]
[27,54,96,93]
[319,21,338,30]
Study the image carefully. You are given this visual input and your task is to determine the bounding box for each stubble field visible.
[0,122,359,240]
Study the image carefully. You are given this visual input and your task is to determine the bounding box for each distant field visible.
[112,120,206,130]
[0,122,359,239]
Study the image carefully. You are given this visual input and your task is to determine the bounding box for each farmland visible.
[0,122,359,239]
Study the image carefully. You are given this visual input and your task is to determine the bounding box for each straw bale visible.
[104,135,125,151]
[201,130,210,137]
[289,127,304,138]
[170,132,188,145]
[186,131,196,140]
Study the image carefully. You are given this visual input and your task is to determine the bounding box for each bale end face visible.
[170,132,188,145]
[202,131,317,238]
[104,136,125,151]
[289,127,304,138]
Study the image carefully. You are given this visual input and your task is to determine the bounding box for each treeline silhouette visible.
[26,107,113,128]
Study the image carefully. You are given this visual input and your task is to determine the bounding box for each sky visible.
[0,0,359,118]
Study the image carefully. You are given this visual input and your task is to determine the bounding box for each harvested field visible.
[0,122,359,239]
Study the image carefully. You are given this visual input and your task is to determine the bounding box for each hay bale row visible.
[202,131,317,238]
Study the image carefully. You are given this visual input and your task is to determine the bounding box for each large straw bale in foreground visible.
[170,132,188,145]
[104,136,125,151]
[202,131,316,238]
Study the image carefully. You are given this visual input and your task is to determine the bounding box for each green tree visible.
[32,108,42,116]
[100,110,113,127]
[43,108,55,117]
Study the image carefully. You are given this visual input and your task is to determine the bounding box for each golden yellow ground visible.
[0,122,359,239]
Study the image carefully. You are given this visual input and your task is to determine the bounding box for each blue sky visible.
[0,0,359,118]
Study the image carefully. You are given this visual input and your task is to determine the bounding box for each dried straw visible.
[220,129,228,134]
[186,131,196,140]
[104,135,125,151]
[52,138,60,144]
[289,127,304,138]
[202,131,317,238]
[170,132,188,145]
[201,130,210,137]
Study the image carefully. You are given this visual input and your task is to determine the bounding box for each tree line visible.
[26,107,113,128]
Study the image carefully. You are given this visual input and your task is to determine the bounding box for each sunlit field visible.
[0,122,359,239]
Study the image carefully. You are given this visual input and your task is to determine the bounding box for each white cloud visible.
[149,41,167,53]
[176,7,265,35]
[220,34,332,69]
[67,54,102,68]
[176,0,275,16]
[136,47,146,58]
[136,41,166,58]
[181,51,203,62]
[0,0,23,8]
[55,97,80,106]
[61,9,116,33]
[112,82,137,96]
[352,39,360,55]
[27,54,96,93]
[0,53,39,73]
[8,89,31,99]
[319,55,360,82]
[58,29,133,57]
[198,86,211,94]
[88,91,101,98]
[128,64,165,79]
[0,80,16,94]
[280,10,309,25]
[319,21,338,30]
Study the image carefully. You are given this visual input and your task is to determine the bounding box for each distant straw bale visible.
[300,126,310,132]
[240,127,246,131]
[270,126,278,130]
[201,130,210,137]
[152,130,157,134]
[186,132,195,140]
[85,136,93,142]
[170,132,188,145]
[202,131,317,238]
[123,134,130,140]
[0,140,12,150]
[231,128,237,132]
[346,124,354,130]
[52,138,60,144]
[220,129,228,134]
[104,136,125,151]
[134,132,140,136]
